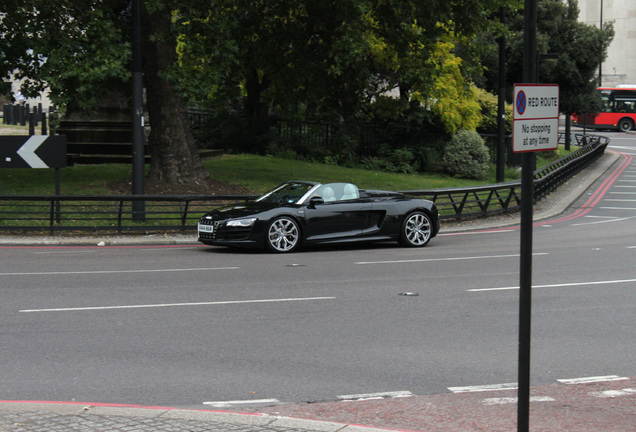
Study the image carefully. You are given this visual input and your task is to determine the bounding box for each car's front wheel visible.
[265,217,301,253]
[399,211,433,247]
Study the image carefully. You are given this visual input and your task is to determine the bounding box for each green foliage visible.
[418,36,482,133]
[173,1,514,128]
[503,0,614,115]
[0,1,131,113]
[362,148,417,174]
[2,0,523,172]
[474,87,513,133]
[442,129,490,180]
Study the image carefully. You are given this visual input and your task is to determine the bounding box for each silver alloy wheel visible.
[400,212,432,247]
[266,217,300,252]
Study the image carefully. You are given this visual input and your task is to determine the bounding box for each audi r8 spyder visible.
[197,181,440,253]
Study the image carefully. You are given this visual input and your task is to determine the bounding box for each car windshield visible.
[256,182,318,204]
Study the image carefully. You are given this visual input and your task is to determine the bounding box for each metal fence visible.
[401,134,609,219]
[0,134,609,234]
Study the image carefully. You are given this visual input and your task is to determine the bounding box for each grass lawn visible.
[0,151,574,195]
[0,122,573,195]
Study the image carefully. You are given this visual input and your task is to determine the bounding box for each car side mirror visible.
[308,196,324,208]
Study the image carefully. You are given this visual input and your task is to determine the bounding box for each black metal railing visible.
[401,134,609,220]
[0,134,609,234]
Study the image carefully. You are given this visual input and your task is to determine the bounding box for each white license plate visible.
[198,223,214,233]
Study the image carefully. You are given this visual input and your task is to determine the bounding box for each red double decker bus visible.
[573,86,636,132]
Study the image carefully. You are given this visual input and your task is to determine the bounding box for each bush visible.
[442,129,490,180]
[361,148,417,174]
[474,87,513,134]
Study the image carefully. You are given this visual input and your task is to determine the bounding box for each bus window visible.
[600,97,612,112]
[616,98,636,113]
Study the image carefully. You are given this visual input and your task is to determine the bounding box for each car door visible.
[302,184,372,241]
[303,199,372,241]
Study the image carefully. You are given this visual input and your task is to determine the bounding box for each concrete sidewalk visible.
[0,401,398,432]
[1,376,634,431]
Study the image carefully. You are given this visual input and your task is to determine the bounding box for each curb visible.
[0,401,413,432]
[440,150,620,234]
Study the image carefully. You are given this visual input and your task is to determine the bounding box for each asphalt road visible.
[1,132,634,412]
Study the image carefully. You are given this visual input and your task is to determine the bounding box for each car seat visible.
[322,186,336,202]
[340,184,359,200]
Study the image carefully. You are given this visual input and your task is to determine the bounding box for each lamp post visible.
[131,0,145,220]
[598,0,603,86]
[496,7,507,183]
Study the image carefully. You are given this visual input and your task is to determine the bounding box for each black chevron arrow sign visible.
[1,135,67,169]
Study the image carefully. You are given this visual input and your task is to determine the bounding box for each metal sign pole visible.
[518,1,537,431]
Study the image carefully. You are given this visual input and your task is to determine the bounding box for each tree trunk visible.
[243,68,271,154]
[142,7,209,185]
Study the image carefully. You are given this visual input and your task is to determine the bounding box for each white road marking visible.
[448,383,518,393]
[19,297,336,313]
[557,375,629,385]
[355,253,547,265]
[468,278,636,292]
[133,247,200,251]
[32,250,96,254]
[337,391,413,401]
[438,229,517,237]
[483,396,555,405]
[589,389,636,398]
[571,216,636,226]
[1,267,239,276]
[203,399,280,408]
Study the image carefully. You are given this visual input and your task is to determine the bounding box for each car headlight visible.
[226,218,257,227]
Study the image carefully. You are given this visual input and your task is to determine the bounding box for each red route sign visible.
[512,84,559,153]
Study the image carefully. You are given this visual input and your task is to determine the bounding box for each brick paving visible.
[1,377,634,432]
[251,377,636,432]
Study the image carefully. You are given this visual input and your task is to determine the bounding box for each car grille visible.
[198,219,219,241]
[198,219,253,242]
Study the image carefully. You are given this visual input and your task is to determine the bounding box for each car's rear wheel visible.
[266,217,301,253]
[399,211,433,247]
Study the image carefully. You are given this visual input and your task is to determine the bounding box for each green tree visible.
[174,0,518,146]
[509,0,613,114]
[0,0,210,185]
[479,0,613,117]
[508,0,614,149]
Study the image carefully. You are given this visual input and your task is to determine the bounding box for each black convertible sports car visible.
[197,181,440,253]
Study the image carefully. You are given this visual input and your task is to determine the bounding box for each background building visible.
[579,0,636,87]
